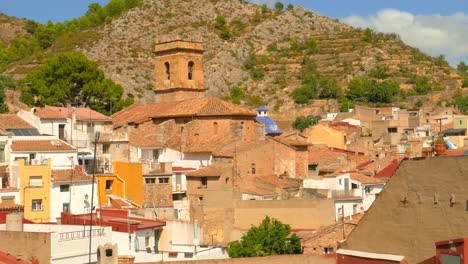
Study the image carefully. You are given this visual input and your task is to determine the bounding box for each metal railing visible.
[58,229,104,241]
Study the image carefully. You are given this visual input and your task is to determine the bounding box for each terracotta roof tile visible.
[34,105,111,121]
[0,203,23,211]
[52,167,92,183]
[34,106,111,121]
[129,134,164,148]
[374,159,401,178]
[11,139,76,152]
[0,114,35,130]
[186,165,230,177]
[112,97,256,128]
[350,173,386,184]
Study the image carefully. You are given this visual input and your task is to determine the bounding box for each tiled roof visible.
[0,114,35,130]
[129,134,164,148]
[0,203,23,211]
[309,145,369,165]
[112,97,256,128]
[186,165,230,177]
[374,159,401,178]
[52,167,92,183]
[34,106,110,121]
[11,139,76,152]
[172,166,196,172]
[350,173,386,184]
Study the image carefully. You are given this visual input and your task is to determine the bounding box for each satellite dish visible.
[84,200,90,208]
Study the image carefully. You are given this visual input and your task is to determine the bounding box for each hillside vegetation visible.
[1,0,466,115]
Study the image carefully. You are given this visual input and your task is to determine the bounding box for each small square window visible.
[32,199,43,211]
[158,177,169,184]
[115,143,120,149]
[145,178,156,184]
[60,184,70,192]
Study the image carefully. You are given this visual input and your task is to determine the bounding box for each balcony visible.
[330,189,362,199]
[82,164,113,174]
[142,161,172,175]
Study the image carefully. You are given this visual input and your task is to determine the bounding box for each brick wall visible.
[144,183,173,207]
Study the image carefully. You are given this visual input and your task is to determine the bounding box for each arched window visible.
[164,62,170,80]
[188,61,194,80]
[213,122,218,135]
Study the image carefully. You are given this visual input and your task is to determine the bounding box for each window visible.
[32,199,43,211]
[62,203,70,213]
[158,177,169,184]
[213,122,218,135]
[105,180,113,190]
[365,186,371,194]
[103,144,110,154]
[387,127,397,133]
[29,153,36,165]
[251,163,256,174]
[152,150,159,161]
[165,62,170,80]
[308,164,318,171]
[29,176,43,187]
[0,145,5,163]
[339,179,342,185]
[188,61,194,80]
[324,247,334,254]
[60,184,70,192]
[201,177,207,188]
[115,143,120,149]
[145,236,150,248]
[145,178,156,184]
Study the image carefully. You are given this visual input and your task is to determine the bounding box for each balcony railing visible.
[142,161,172,175]
[58,229,104,241]
[331,189,362,198]
[82,164,113,174]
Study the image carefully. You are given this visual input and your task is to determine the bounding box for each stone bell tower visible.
[153,38,206,102]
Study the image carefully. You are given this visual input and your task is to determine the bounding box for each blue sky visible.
[2,0,467,65]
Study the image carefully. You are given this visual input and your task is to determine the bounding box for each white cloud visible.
[342,9,468,66]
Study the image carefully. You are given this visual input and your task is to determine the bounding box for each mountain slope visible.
[5,0,464,113]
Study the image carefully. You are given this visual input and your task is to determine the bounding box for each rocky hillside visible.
[4,0,464,114]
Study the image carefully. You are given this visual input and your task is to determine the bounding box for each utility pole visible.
[88,131,100,264]
[342,205,345,240]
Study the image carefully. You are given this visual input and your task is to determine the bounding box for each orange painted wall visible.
[114,162,144,206]
[19,159,51,222]
[96,162,143,206]
[96,175,124,207]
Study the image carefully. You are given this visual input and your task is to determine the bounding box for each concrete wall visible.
[340,156,468,264]
[50,181,97,222]
[232,199,335,231]
[0,230,51,264]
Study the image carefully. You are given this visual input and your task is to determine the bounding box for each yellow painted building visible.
[304,124,346,149]
[19,159,51,222]
[97,162,143,206]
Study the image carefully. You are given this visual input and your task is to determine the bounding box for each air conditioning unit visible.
[176,184,181,192]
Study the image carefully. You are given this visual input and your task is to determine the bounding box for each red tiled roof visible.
[374,159,401,178]
[52,167,92,183]
[112,97,256,128]
[186,165,230,177]
[129,134,164,148]
[61,209,165,233]
[172,166,196,172]
[0,203,23,211]
[34,106,110,121]
[350,173,386,184]
[11,139,76,152]
[0,114,35,129]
